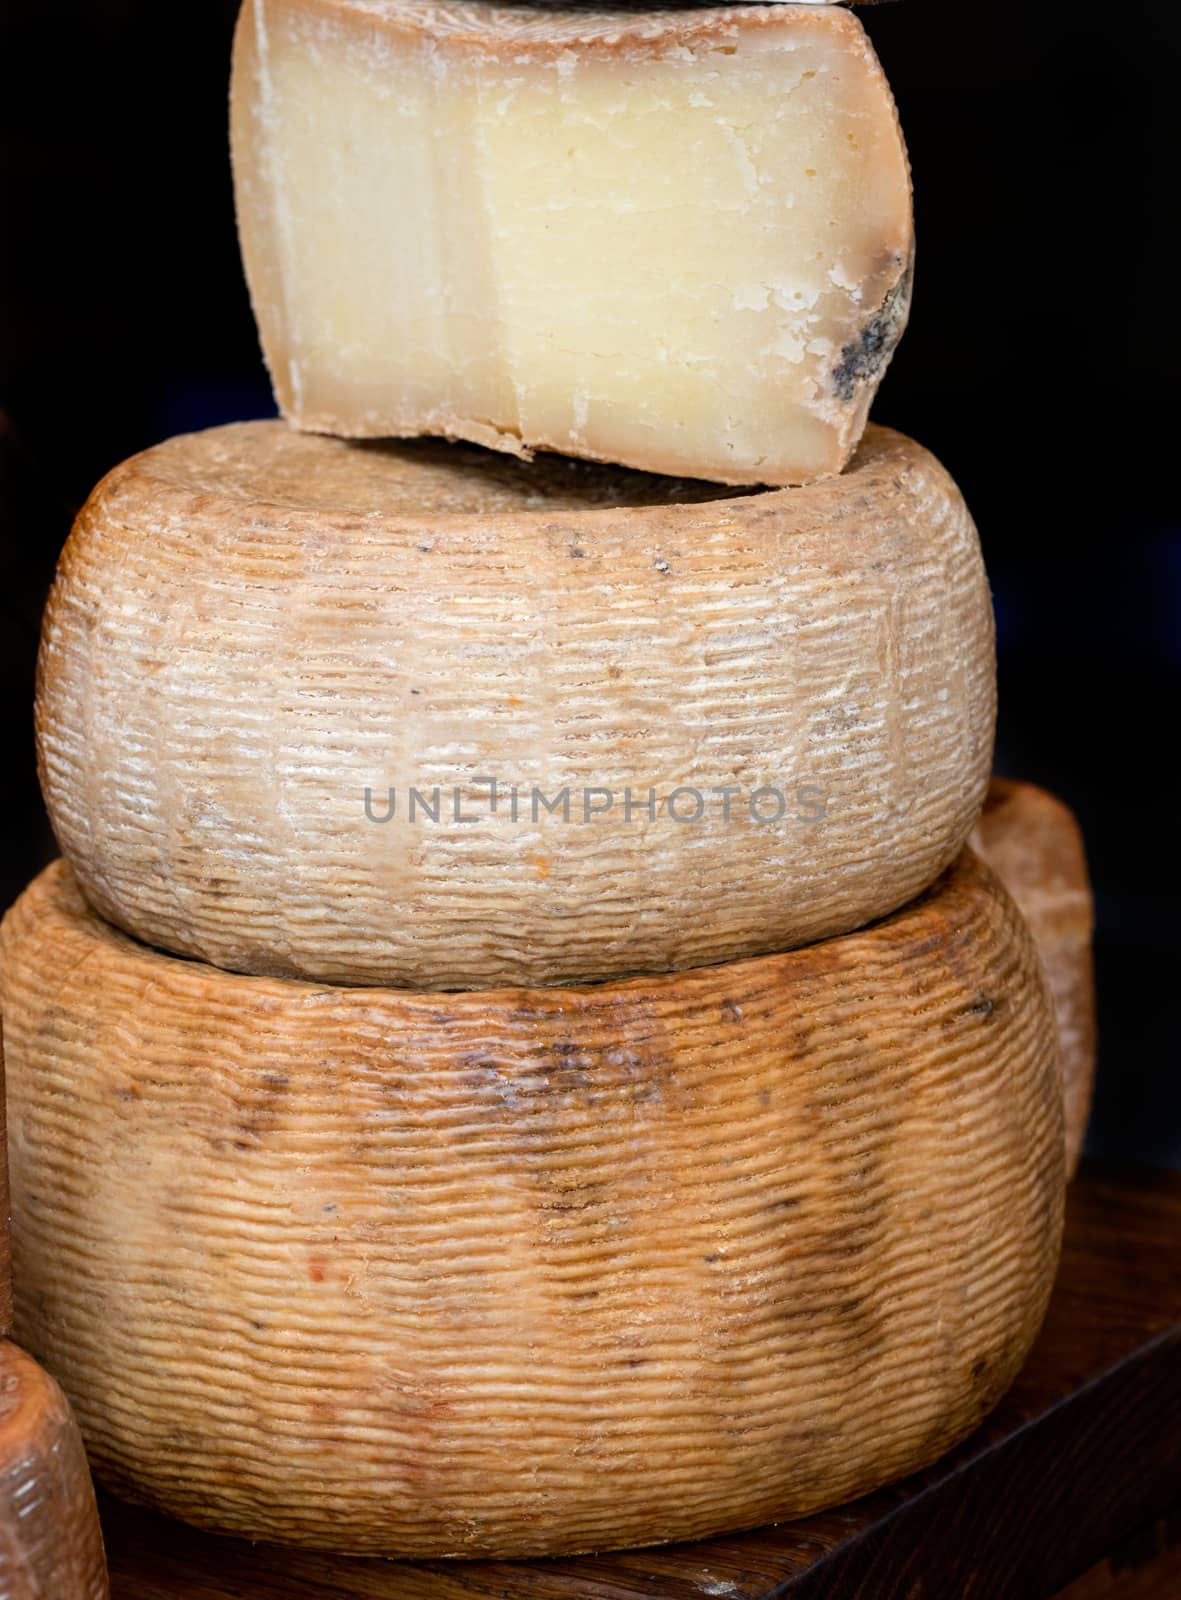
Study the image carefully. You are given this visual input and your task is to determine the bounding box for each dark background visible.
[1,1,1177,1162]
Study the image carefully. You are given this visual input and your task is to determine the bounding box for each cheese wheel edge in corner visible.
[36,421,995,991]
[0,1341,109,1600]
[230,0,913,486]
[0,852,1063,1557]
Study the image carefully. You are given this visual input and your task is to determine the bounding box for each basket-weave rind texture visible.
[0,1031,11,1339]
[973,778,1096,1179]
[36,421,994,990]
[0,854,1063,1558]
[0,1341,109,1600]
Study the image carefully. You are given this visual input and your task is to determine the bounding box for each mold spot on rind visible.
[831,258,914,402]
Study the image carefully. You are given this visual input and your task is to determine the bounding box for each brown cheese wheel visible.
[0,1342,108,1600]
[0,854,1063,1559]
[0,1028,11,1340]
[37,421,994,990]
[972,778,1097,1179]
[1,1049,107,1597]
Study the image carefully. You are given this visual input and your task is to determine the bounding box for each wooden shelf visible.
[101,1162,1181,1600]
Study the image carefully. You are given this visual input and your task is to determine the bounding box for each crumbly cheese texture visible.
[231,0,913,485]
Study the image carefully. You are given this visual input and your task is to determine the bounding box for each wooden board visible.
[1057,1511,1181,1600]
[101,1164,1181,1600]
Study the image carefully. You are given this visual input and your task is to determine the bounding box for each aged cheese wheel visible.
[0,1342,108,1600]
[0,854,1063,1558]
[1,1045,106,1596]
[37,420,994,990]
[0,1029,11,1339]
[973,778,1097,1180]
[231,0,912,486]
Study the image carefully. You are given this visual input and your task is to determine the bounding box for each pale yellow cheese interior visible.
[233,1,913,485]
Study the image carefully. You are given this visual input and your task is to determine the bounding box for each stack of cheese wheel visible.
[0,0,1090,1563]
[0,1045,109,1600]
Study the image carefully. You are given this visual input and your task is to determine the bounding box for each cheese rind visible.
[231,0,913,486]
[37,422,994,991]
[0,1029,11,1339]
[0,1341,109,1600]
[972,779,1097,1179]
[1,854,1063,1558]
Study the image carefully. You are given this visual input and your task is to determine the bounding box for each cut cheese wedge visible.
[231,0,913,485]
[37,421,994,991]
[973,778,1097,1180]
[0,854,1063,1558]
[0,1342,109,1600]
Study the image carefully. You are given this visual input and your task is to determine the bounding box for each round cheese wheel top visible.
[113,415,748,514]
[1,853,1063,1558]
[38,420,994,990]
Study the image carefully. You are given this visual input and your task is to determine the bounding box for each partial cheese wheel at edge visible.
[1,1040,108,1597]
[973,778,1097,1179]
[0,852,1064,1559]
[0,1026,10,1340]
[37,421,995,990]
[0,1342,109,1600]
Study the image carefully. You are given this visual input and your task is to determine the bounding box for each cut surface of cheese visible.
[231,0,913,486]
[38,421,994,990]
[1,854,1063,1558]
[973,778,1097,1180]
[0,1341,109,1600]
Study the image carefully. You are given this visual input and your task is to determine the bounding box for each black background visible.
[1,1,1177,1162]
